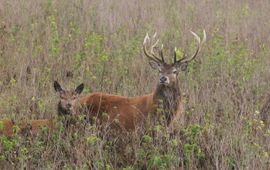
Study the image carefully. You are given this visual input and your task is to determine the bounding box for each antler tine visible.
[143,45,158,62]
[159,44,165,63]
[150,39,163,62]
[202,29,206,44]
[177,30,206,63]
[143,33,160,63]
[143,32,164,63]
[150,39,159,54]
[143,33,150,45]
[152,32,157,39]
[174,47,177,63]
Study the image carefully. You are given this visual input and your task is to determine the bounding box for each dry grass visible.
[0,0,270,169]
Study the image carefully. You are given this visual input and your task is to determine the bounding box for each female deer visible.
[0,82,84,136]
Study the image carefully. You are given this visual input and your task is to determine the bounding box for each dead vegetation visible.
[0,0,269,169]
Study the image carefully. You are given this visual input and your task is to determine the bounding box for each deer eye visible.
[173,70,178,74]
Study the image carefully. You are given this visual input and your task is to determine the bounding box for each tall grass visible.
[0,0,269,169]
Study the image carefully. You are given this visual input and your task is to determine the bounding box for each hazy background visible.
[0,0,269,169]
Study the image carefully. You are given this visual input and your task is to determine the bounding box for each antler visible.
[143,33,165,63]
[175,30,206,64]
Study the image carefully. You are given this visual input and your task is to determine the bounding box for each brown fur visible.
[80,93,154,130]
[80,88,183,130]
[0,119,54,137]
[0,119,15,137]
[153,82,181,125]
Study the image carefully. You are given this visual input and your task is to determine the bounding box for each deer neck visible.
[153,81,181,125]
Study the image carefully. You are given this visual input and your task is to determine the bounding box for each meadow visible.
[0,0,269,169]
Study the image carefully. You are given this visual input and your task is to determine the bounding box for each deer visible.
[0,117,55,137]
[0,82,85,137]
[1,31,206,134]
[0,119,15,137]
[79,30,206,130]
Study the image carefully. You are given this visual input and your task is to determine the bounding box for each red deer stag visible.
[0,82,84,137]
[80,30,206,130]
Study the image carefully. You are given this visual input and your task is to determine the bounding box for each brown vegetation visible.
[0,0,269,169]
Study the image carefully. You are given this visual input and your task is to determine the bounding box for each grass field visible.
[0,0,269,169]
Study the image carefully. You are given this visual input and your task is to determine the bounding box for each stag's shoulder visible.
[80,92,130,105]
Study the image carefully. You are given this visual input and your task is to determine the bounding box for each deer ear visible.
[149,60,162,71]
[175,62,188,71]
[75,83,84,94]
[54,81,63,92]
[180,63,188,71]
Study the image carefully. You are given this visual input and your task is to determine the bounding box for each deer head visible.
[143,30,206,87]
[54,81,84,116]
